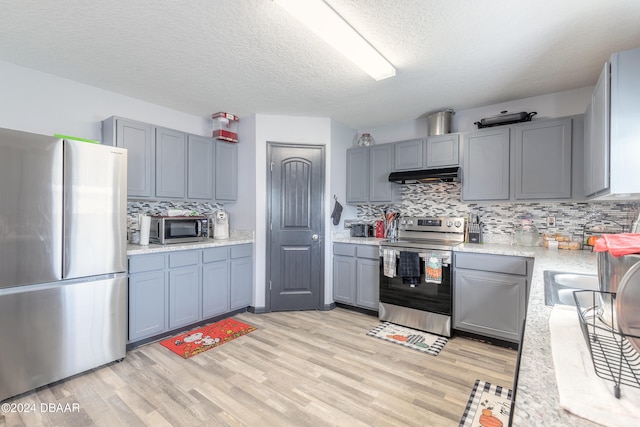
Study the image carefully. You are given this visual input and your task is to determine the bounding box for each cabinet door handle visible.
[311,234,319,241]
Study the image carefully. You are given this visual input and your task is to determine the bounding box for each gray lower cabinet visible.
[333,243,379,311]
[202,248,230,318]
[102,116,237,203]
[462,127,511,201]
[230,250,253,309]
[128,254,167,342]
[453,252,532,343]
[128,244,253,344]
[168,251,200,328]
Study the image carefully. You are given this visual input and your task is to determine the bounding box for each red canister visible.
[375,220,384,238]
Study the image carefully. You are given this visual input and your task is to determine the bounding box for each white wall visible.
[328,119,358,303]
[248,114,332,309]
[360,86,594,141]
[227,114,257,231]
[0,60,211,138]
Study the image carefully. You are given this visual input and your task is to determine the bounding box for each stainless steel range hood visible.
[388,167,460,184]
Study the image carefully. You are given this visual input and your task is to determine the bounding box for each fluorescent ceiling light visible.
[275,0,396,81]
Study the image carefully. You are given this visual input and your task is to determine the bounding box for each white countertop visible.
[333,237,386,246]
[127,233,254,256]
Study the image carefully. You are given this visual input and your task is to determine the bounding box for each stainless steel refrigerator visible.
[0,128,127,402]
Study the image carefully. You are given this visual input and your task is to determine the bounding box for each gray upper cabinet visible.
[187,135,214,200]
[462,127,511,201]
[346,147,370,204]
[425,134,459,167]
[587,63,610,196]
[514,118,572,199]
[585,47,640,200]
[346,145,394,204]
[104,117,154,198]
[156,127,187,199]
[102,116,238,203]
[214,140,238,202]
[369,144,394,202]
[393,138,424,171]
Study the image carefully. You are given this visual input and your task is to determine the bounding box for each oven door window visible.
[379,253,452,316]
[165,220,198,238]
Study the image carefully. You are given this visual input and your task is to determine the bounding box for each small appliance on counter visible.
[350,222,374,238]
[212,210,230,240]
[149,215,209,244]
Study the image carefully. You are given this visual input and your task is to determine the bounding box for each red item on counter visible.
[375,220,384,238]
[593,233,640,257]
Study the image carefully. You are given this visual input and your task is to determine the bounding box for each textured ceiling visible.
[1,0,640,129]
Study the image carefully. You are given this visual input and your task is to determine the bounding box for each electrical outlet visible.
[547,216,556,227]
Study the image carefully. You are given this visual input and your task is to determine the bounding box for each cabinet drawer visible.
[231,244,252,259]
[169,251,199,268]
[455,253,528,276]
[203,247,229,263]
[356,244,380,259]
[334,243,356,257]
[129,254,165,274]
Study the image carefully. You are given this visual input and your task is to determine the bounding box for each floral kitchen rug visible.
[160,318,256,359]
[366,322,448,356]
[459,380,513,427]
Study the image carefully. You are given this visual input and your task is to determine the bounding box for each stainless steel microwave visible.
[149,216,209,244]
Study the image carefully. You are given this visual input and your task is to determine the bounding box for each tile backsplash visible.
[127,200,223,234]
[356,182,640,244]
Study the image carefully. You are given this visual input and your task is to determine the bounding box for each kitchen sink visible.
[543,270,599,307]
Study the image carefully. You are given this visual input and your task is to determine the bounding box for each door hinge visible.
[270,161,274,171]
[270,222,272,231]
[269,280,272,290]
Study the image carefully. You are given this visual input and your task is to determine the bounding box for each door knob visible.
[311,234,319,241]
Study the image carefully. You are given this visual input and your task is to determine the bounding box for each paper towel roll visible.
[139,215,151,245]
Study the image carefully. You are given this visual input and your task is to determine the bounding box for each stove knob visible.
[454,220,462,228]
[446,220,453,227]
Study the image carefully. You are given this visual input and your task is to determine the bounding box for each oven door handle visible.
[381,249,451,265]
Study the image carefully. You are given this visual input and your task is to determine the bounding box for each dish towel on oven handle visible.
[398,251,420,277]
[383,249,396,278]
[425,254,442,284]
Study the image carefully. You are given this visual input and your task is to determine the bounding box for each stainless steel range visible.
[379,216,465,337]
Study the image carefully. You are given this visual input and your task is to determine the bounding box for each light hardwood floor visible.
[1,308,516,427]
